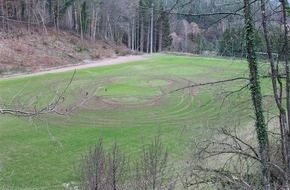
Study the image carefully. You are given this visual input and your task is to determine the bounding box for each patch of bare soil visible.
[0,27,135,77]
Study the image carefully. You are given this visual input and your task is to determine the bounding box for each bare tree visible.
[80,139,128,190]
[80,139,107,190]
[259,0,290,179]
[184,126,287,189]
[132,135,174,190]
[107,141,128,190]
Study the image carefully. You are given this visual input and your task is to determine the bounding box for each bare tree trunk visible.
[56,0,60,32]
[78,2,83,41]
[26,0,30,31]
[94,9,99,38]
[280,2,290,177]
[128,23,131,49]
[37,1,48,35]
[105,14,114,41]
[132,18,135,50]
[244,0,270,189]
[140,18,144,52]
[154,26,158,52]
[80,13,83,41]
[147,26,150,53]
[280,0,290,181]
[65,6,73,30]
[260,0,289,175]
[93,10,98,41]
[136,17,139,51]
[158,19,163,52]
[90,5,96,41]
[1,1,4,32]
[73,2,79,34]
[16,1,21,21]
[150,4,153,54]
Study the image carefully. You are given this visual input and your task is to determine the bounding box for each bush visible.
[13,43,23,52]
[75,43,89,52]
[114,47,121,55]
[90,53,101,59]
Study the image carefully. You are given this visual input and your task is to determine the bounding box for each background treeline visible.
[0,0,285,56]
[0,0,173,53]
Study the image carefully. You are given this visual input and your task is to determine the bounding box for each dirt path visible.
[1,55,148,80]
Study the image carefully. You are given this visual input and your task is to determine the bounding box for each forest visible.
[0,0,285,56]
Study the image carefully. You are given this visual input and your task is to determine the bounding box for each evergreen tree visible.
[161,8,172,50]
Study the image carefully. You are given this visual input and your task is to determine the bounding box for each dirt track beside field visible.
[1,55,148,80]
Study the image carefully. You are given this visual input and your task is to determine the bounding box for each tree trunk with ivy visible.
[244,0,270,189]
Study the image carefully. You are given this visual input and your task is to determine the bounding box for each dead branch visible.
[168,11,243,17]
[0,70,76,117]
[169,77,249,94]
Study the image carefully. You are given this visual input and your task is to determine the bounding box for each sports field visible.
[0,55,256,189]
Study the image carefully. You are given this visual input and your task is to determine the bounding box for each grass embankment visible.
[0,55,256,189]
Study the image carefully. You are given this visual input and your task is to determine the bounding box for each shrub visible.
[13,43,23,52]
[91,53,101,59]
[75,43,89,52]
[114,47,121,55]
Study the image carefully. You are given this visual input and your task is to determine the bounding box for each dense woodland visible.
[0,0,285,56]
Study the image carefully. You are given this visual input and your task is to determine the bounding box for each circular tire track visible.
[48,74,226,127]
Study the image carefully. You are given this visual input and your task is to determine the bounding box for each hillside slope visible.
[0,28,130,76]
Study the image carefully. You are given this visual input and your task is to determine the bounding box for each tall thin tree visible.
[244,0,270,189]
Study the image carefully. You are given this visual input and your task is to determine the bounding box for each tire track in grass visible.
[41,64,246,128]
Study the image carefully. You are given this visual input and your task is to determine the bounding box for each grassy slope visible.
[0,55,253,189]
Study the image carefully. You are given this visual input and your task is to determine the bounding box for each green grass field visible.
[0,54,258,189]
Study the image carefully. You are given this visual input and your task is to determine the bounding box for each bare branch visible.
[0,70,76,117]
[169,77,249,94]
[168,11,243,17]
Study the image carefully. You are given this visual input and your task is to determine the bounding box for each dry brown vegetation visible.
[0,27,130,76]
